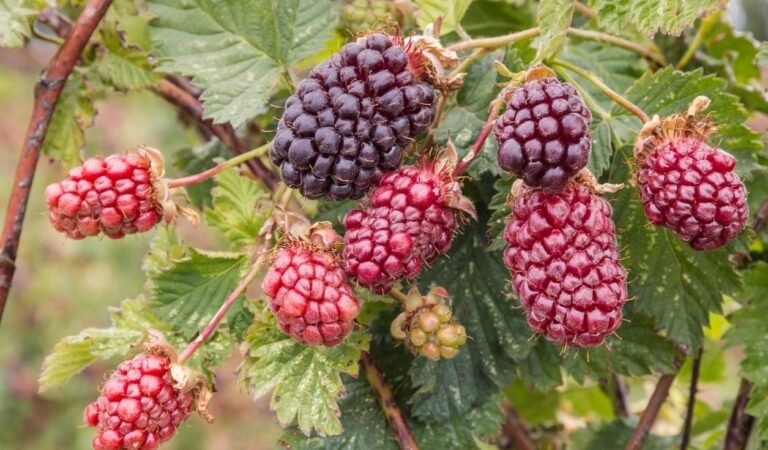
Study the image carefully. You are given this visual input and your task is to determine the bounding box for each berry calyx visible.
[45,147,166,240]
[84,352,194,450]
[390,286,467,361]
[343,149,475,294]
[634,96,748,250]
[262,224,361,346]
[494,68,592,193]
[503,179,628,347]
[269,32,440,201]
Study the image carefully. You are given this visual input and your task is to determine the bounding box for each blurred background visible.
[0,1,766,449]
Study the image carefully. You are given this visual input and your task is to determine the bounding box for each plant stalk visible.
[453,95,504,176]
[166,143,270,188]
[724,378,756,450]
[624,372,678,450]
[680,349,703,450]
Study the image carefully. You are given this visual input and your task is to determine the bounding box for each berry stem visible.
[680,349,703,450]
[624,372,678,450]
[389,288,409,304]
[551,59,650,123]
[447,27,664,65]
[0,0,113,325]
[361,352,420,450]
[724,378,755,450]
[676,14,717,70]
[573,1,597,20]
[165,143,270,188]
[177,253,267,365]
[453,95,504,176]
[501,402,537,450]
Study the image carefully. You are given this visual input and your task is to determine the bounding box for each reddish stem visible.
[624,373,678,450]
[0,0,113,324]
[453,97,503,177]
[501,402,536,450]
[177,255,265,364]
[725,378,755,450]
[680,349,703,450]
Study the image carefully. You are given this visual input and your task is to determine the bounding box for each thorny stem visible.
[680,349,703,450]
[361,352,419,450]
[0,0,113,325]
[552,59,650,123]
[453,95,503,176]
[447,27,664,65]
[501,402,536,450]
[624,372,678,450]
[178,254,267,365]
[166,143,270,188]
[725,378,756,450]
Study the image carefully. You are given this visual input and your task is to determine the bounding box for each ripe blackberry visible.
[343,154,474,294]
[45,148,163,240]
[494,72,592,193]
[84,353,193,450]
[503,182,627,347]
[390,287,467,361]
[262,237,360,346]
[269,33,437,201]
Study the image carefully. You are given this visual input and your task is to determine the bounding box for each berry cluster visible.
[45,152,162,239]
[637,138,747,251]
[343,160,463,294]
[494,77,592,192]
[262,240,361,346]
[503,184,627,347]
[84,353,193,450]
[269,33,436,201]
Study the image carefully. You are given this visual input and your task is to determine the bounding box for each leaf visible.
[534,0,574,62]
[0,0,37,48]
[142,227,187,279]
[725,263,768,387]
[413,0,472,36]
[39,328,143,393]
[758,42,768,67]
[460,0,537,38]
[149,248,248,339]
[238,315,368,436]
[570,419,674,450]
[203,168,270,248]
[587,0,723,36]
[94,22,160,91]
[149,0,338,126]
[41,72,95,167]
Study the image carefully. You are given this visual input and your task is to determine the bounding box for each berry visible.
[84,353,193,450]
[636,138,747,251]
[494,77,592,192]
[45,150,162,240]
[270,33,437,201]
[503,184,627,347]
[390,287,467,361]
[343,159,471,294]
[340,0,413,33]
[262,240,361,346]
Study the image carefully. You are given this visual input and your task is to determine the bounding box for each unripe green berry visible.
[418,311,440,333]
[439,346,459,359]
[410,328,427,347]
[390,313,407,340]
[421,342,441,361]
[437,325,460,346]
[433,304,452,322]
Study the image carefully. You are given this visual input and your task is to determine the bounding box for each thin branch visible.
[573,2,597,20]
[0,0,113,325]
[177,254,266,364]
[600,373,631,419]
[624,372,678,450]
[680,349,703,450]
[448,27,541,52]
[166,143,270,188]
[152,79,279,190]
[676,16,716,70]
[501,402,536,450]
[724,378,755,450]
[552,59,650,123]
[361,352,419,450]
[453,95,503,176]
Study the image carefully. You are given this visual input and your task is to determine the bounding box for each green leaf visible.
[460,0,536,38]
[413,0,472,36]
[94,22,160,91]
[39,328,143,393]
[204,168,269,248]
[239,315,368,436]
[142,227,187,279]
[149,0,338,126]
[149,248,248,338]
[0,0,37,48]
[587,0,723,36]
[758,42,768,67]
[534,0,574,62]
[725,262,768,387]
[41,72,95,167]
[570,419,674,450]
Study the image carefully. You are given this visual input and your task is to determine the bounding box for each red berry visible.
[636,138,748,250]
[503,185,627,347]
[46,152,161,240]
[343,162,458,294]
[84,353,193,450]
[262,241,360,346]
[269,33,437,201]
[494,78,592,192]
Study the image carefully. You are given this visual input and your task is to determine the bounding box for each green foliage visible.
[570,419,673,449]
[239,313,369,436]
[587,0,723,36]
[41,72,95,167]
[0,0,37,48]
[204,168,270,247]
[534,0,574,62]
[94,23,160,91]
[413,0,472,36]
[148,0,338,126]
